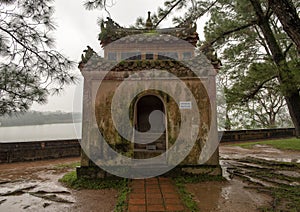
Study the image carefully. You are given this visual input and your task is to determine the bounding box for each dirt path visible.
[0,158,117,212]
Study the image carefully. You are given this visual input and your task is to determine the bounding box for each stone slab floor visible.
[128,177,185,212]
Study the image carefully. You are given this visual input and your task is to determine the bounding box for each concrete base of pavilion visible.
[76,164,222,179]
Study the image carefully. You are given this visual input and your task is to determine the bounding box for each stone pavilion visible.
[77,14,221,178]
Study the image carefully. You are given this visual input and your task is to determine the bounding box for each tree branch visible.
[155,0,183,28]
[254,26,272,56]
[244,76,277,101]
[189,0,218,23]
[283,43,294,57]
[209,20,258,46]
[0,25,54,70]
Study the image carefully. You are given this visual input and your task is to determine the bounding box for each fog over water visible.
[0,123,81,142]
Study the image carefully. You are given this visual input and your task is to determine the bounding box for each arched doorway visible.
[136,95,164,132]
[134,95,167,159]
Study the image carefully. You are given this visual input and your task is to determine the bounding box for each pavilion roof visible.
[99,17,199,47]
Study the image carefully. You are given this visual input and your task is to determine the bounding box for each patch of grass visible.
[252,180,300,211]
[174,173,225,184]
[59,171,129,211]
[54,162,80,169]
[114,186,130,212]
[174,174,225,211]
[59,171,127,190]
[174,180,198,211]
[271,184,300,211]
[232,138,300,151]
[236,157,300,169]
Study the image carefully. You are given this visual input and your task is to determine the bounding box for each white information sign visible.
[179,101,192,109]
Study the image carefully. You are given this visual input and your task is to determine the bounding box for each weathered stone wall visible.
[78,54,220,177]
[220,128,296,142]
[93,73,214,165]
[0,139,80,163]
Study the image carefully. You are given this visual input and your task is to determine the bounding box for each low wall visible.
[0,128,296,163]
[0,139,81,163]
[220,128,295,143]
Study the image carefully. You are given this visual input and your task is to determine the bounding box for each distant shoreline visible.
[0,121,81,128]
[0,122,82,143]
[0,111,82,127]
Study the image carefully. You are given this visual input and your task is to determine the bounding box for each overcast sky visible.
[32,0,208,113]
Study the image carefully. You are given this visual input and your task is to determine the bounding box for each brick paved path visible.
[128,177,185,212]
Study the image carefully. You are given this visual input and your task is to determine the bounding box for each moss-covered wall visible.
[93,75,212,165]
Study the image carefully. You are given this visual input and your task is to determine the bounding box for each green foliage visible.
[232,138,300,151]
[270,185,300,212]
[226,62,277,104]
[114,186,130,212]
[217,69,292,130]
[174,173,225,184]
[59,171,128,190]
[223,62,292,129]
[0,0,76,115]
[175,182,198,212]
[205,0,299,130]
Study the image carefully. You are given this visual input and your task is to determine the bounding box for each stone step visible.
[134,133,165,141]
[135,132,165,137]
[134,138,166,145]
[134,132,166,150]
[134,142,166,150]
[133,149,166,159]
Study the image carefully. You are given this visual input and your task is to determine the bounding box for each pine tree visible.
[0,0,77,115]
[203,0,300,135]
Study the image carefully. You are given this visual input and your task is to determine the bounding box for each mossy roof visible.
[99,17,199,47]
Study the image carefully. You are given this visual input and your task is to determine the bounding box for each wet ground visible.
[0,144,299,211]
[220,144,300,163]
[187,144,300,212]
[0,158,117,212]
[186,179,272,212]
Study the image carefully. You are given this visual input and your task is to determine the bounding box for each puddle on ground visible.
[0,158,118,212]
[186,179,272,212]
[277,170,300,178]
[220,145,300,163]
[187,145,300,212]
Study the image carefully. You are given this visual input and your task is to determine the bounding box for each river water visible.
[0,123,82,143]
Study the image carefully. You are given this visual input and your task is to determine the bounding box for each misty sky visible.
[31,0,208,113]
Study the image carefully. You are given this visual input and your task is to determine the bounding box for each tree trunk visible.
[268,0,300,54]
[224,108,231,130]
[285,91,300,137]
[250,0,300,137]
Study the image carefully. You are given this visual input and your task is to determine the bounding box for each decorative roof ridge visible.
[98,16,199,47]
